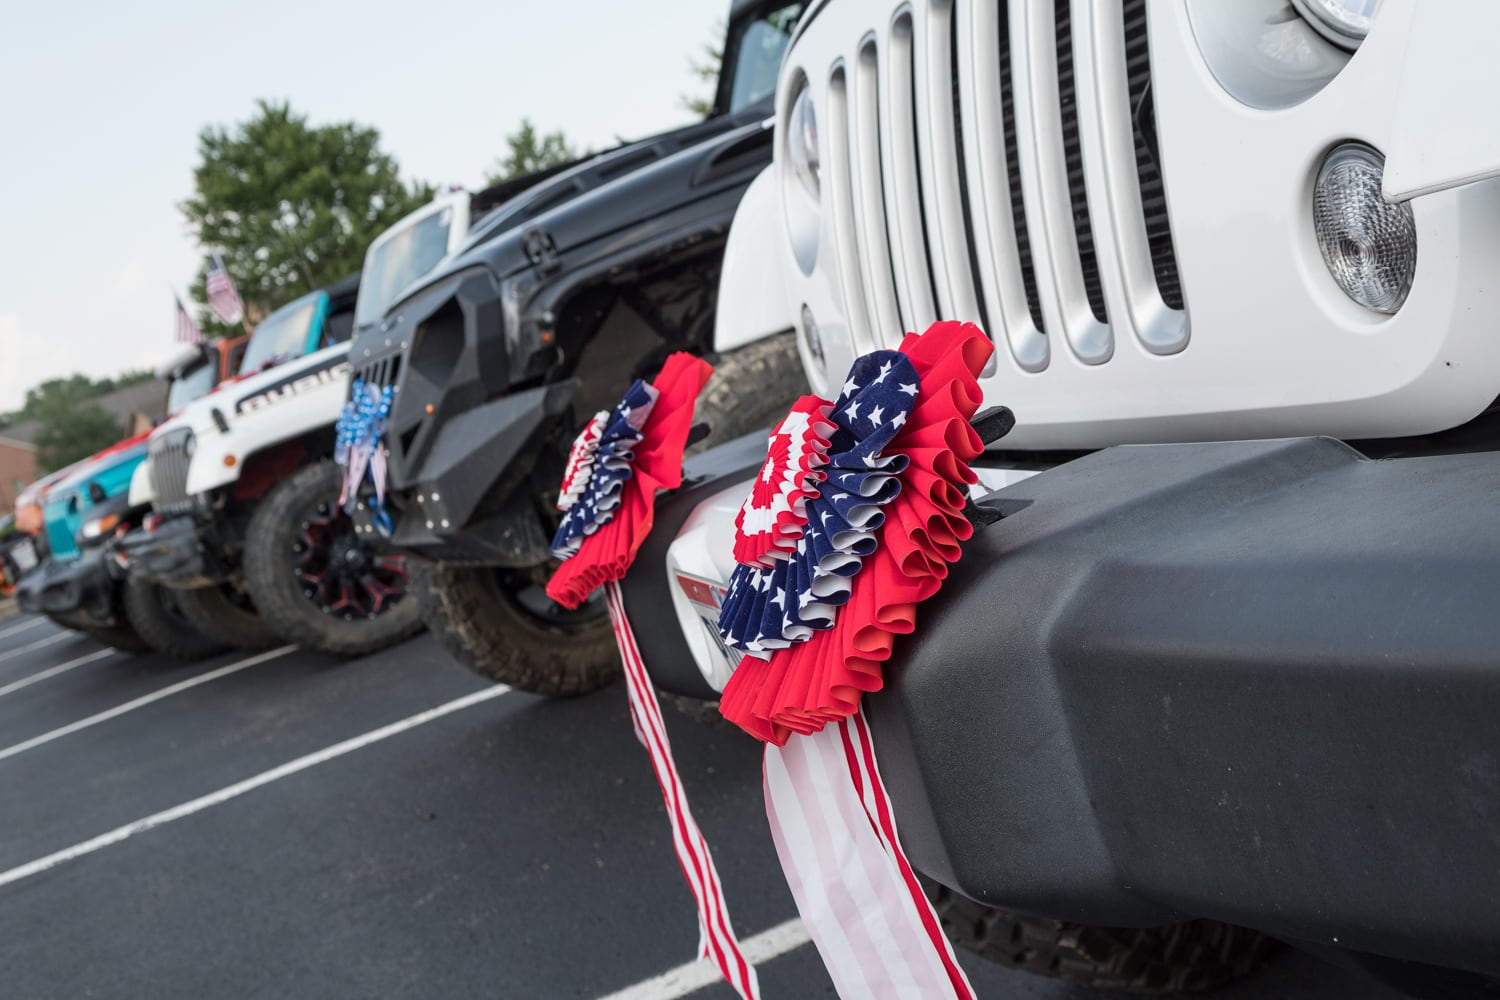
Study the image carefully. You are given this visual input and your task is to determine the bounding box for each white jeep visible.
[628,2,1500,995]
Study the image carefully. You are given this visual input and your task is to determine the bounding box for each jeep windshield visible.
[354,205,455,331]
[722,4,803,113]
[165,356,217,414]
[238,296,318,374]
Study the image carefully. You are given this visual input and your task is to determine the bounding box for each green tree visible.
[181,100,434,337]
[680,21,725,118]
[486,119,579,184]
[21,378,126,472]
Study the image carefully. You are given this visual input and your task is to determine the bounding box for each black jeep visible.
[344,0,808,694]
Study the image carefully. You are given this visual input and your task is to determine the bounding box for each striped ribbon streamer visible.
[603,582,761,1000]
[764,710,975,999]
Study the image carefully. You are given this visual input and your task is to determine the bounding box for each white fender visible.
[127,460,153,507]
[713,166,798,352]
[1383,0,1500,201]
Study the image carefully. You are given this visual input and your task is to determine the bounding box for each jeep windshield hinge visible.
[522,226,561,275]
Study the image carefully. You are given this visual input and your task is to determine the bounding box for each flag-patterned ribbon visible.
[764,708,974,999]
[720,321,995,999]
[606,582,761,1000]
[546,354,765,998]
[334,378,394,534]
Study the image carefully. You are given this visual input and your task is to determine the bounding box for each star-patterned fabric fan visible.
[549,380,660,560]
[546,353,712,606]
[716,321,995,745]
[719,350,921,652]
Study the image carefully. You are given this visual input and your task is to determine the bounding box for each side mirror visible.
[87,481,107,504]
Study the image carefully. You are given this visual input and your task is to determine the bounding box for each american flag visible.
[205,252,244,325]
[174,295,204,344]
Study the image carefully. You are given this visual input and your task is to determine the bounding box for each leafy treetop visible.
[486,119,579,184]
[181,99,433,337]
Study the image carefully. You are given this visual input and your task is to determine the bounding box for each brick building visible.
[0,377,168,515]
[0,434,38,516]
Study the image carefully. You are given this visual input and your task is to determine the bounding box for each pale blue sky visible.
[0,0,725,410]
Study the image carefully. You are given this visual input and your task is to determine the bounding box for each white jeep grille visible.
[822,0,1184,371]
[147,429,194,514]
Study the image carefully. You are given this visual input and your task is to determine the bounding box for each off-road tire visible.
[416,560,618,696]
[695,332,808,453]
[122,577,227,661]
[243,461,423,657]
[927,882,1273,993]
[173,584,280,650]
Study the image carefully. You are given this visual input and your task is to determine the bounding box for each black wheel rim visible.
[293,501,408,620]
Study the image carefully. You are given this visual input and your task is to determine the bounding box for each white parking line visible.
[0,648,119,700]
[0,631,71,666]
[0,683,511,889]
[0,646,296,763]
[0,617,47,641]
[595,918,813,1000]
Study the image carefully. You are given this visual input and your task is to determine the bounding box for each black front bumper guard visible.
[14,544,117,621]
[624,435,1500,979]
[116,515,230,589]
[376,381,578,565]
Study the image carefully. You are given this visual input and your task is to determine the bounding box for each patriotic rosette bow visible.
[718,351,919,651]
[717,321,996,745]
[549,380,660,560]
[545,352,714,608]
[334,378,394,534]
[543,352,772,999]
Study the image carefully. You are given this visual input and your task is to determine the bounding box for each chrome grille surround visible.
[147,428,195,514]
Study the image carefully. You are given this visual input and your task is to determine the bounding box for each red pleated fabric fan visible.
[719,321,992,744]
[545,352,714,609]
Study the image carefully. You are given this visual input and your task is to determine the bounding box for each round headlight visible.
[1291,0,1378,51]
[788,84,819,199]
[1312,143,1416,315]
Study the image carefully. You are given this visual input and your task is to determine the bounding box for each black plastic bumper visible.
[117,515,226,589]
[382,380,578,565]
[14,545,116,620]
[627,436,1500,977]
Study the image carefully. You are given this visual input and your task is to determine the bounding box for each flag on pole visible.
[205,252,245,325]
[174,294,205,344]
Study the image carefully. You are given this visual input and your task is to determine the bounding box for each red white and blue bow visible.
[716,321,997,1000]
[334,378,393,534]
[550,380,659,560]
[542,355,765,997]
[718,350,919,652]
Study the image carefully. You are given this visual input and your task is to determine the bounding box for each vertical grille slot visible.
[827,68,875,353]
[999,3,1046,337]
[851,41,904,347]
[1055,0,1107,325]
[881,12,938,340]
[956,0,1048,371]
[914,0,982,330]
[1124,0,1182,311]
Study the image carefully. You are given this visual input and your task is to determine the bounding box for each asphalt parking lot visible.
[0,613,1407,999]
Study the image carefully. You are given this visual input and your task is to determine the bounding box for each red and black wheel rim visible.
[293,502,408,619]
